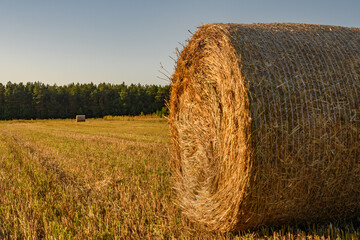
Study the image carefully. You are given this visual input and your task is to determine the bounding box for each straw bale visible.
[169,23,360,232]
[76,115,86,122]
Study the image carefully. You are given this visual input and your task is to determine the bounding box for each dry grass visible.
[0,118,359,239]
[103,114,162,121]
[169,23,360,232]
[0,118,177,239]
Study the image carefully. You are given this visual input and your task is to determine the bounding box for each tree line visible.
[0,81,170,120]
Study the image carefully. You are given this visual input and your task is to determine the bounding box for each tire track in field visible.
[0,123,179,238]
[0,128,130,238]
[0,129,55,238]
[0,125,171,198]
[0,128,114,215]
[0,129,81,188]
[11,123,171,176]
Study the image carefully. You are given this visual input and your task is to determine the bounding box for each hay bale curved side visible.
[169,23,360,232]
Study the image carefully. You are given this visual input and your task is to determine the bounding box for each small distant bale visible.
[76,115,85,122]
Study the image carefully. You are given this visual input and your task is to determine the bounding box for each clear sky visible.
[0,0,359,86]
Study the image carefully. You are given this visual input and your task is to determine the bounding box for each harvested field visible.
[170,23,360,232]
[0,118,359,239]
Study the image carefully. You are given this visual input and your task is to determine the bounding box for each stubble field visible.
[0,117,359,239]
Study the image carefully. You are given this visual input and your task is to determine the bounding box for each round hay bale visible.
[76,115,86,122]
[169,23,360,232]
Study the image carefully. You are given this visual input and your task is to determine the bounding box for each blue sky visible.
[0,0,359,86]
